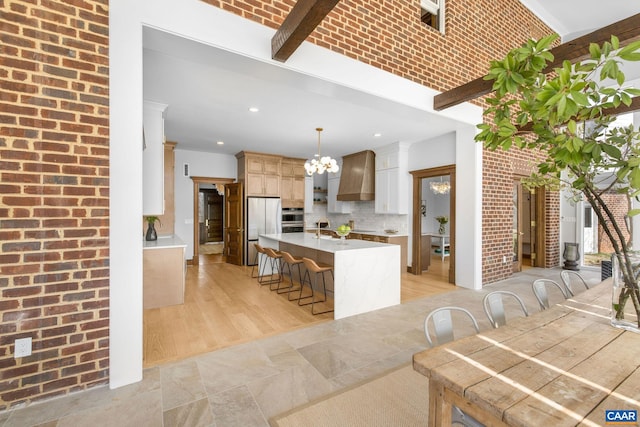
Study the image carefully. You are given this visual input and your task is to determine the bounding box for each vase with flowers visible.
[435,216,448,235]
[145,216,161,241]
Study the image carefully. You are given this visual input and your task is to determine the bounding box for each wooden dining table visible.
[413,280,640,426]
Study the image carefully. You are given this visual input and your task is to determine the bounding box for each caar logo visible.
[606,410,637,425]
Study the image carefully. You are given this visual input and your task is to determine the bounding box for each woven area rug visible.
[270,364,429,427]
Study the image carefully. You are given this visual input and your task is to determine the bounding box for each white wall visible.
[174,150,237,258]
[407,127,482,290]
[110,0,483,388]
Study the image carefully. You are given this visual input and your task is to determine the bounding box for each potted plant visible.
[475,34,640,331]
[145,216,161,241]
[435,215,448,235]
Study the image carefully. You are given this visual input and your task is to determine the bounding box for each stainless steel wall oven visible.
[281,207,304,233]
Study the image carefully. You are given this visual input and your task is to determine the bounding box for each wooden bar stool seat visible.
[278,251,305,297]
[262,247,283,290]
[300,257,334,315]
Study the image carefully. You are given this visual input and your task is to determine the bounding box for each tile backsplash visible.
[305,201,408,233]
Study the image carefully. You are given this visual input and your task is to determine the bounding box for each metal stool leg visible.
[297,269,315,306]
[311,269,334,315]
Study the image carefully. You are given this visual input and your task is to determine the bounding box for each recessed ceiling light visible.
[216,141,224,145]
[248,107,259,113]
[373,133,382,137]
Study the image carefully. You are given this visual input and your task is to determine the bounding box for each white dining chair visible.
[424,306,480,347]
[424,307,484,427]
[483,290,529,328]
[560,270,590,297]
[532,279,569,310]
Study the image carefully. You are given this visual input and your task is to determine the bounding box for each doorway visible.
[198,187,224,255]
[512,179,547,272]
[411,165,455,283]
[191,176,235,264]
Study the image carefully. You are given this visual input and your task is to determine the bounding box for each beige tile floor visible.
[0,267,602,427]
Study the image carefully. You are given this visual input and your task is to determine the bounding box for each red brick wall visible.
[0,0,109,410]
[598,193,630,253]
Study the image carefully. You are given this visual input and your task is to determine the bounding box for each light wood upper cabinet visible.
[236,152,281,197]
[281,157,305,208]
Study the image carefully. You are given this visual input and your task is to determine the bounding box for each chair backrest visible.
[532,279,568,310]
[424,306,480,347]
[482,290,529,328]
[560,270,590,297]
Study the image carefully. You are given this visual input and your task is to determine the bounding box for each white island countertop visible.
[260,232,391,253]
[305,228,408,238]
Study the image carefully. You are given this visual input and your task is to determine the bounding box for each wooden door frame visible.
[191,176,235,264]
[410,165,456,283]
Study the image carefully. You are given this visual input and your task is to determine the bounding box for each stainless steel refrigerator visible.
[246,197,282,265]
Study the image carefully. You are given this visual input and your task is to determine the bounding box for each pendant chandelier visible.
[430,176,450,194]
[304,128,339,176]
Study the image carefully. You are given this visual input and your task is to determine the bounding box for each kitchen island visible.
[259,232,400,319]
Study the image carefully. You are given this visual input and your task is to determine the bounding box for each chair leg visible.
[268,258,283,291]
[297,269,314,306]
[277,261,300,294]
[256,253,281,287]
[287,263,304,301]
[311,270,334,315]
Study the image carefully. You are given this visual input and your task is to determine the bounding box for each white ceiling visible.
[143,4,640,157]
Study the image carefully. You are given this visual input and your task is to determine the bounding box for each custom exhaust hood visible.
[337,150,376,201]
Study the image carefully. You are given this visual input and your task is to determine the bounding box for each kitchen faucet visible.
[316,218,330,238]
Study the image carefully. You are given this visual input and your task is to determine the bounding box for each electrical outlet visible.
[502,255,507,263]
[14,337,32,358]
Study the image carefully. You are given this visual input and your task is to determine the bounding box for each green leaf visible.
[618,40,640,60]
[628,209,640,217]
[601,143,622,160]
[589,43,601,59]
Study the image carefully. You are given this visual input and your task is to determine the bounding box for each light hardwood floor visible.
[143,254,453,367]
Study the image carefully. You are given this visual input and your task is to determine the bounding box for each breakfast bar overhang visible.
[259,233,401,319]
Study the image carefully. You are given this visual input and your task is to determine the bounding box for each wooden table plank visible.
[579,365,640,426]
[505,324,637,426]
[466,320,621,422]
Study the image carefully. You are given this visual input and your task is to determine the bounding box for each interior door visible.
[225,182,244,266]
[513,181,523,273]
[204,190,223,242]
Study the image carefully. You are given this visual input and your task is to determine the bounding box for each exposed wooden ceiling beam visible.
[434,13,640,111]
[271,0,340,62]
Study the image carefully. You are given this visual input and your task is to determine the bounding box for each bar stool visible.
[251,243,267,279]
[301,257,334,315]
[278,251,304,297]
[252,244,281,287]
[262,247,283,290]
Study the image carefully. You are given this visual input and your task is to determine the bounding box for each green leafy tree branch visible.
[476,34,640,326]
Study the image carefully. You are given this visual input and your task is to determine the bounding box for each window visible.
[420,0,444,33]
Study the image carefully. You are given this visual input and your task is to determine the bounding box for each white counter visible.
[305,228,409,238]
[259,232,401,319]
[143,235,187,250]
